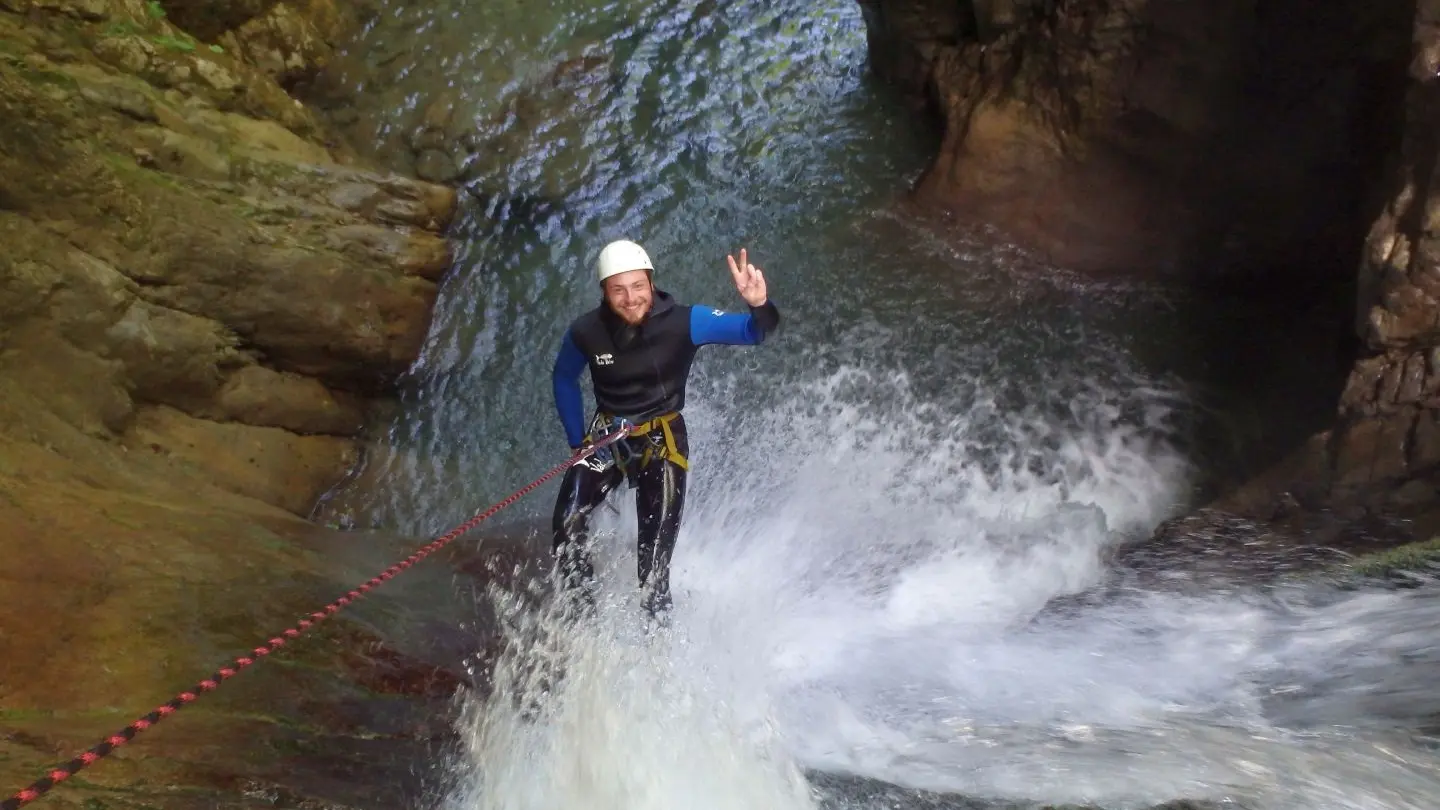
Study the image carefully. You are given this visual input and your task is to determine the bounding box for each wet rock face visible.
[1327,7,1440,510]
[1275,2,1440,524]
[862,0,1440,550]
[155,0,278,42]
[853,0,1440,560]
[150,0,353,90]
[0,2,456,517]
[858,0,1413,279]
[0,1,468,805]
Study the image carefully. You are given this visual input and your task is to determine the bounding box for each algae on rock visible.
[0,1,481,807]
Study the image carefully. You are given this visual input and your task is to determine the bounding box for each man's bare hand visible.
[727,247,767,307]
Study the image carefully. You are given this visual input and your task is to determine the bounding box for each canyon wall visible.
[0,1,483,806]
[858,0,1440,541]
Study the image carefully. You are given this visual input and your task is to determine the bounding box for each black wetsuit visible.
[551,288,780,614]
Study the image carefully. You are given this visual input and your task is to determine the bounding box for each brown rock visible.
[85,24,331,140]
[105,296,247,409]
[0,423,487,809]
[2,67,448,393]
[863,0,1413,277]
[0,322,135,438]
[227,0,346,87]
[90,29,157,75]
[0,8,455,505]
[130,220,439,390]
[326,223,453,281]
[1398,351,1430,405]
[1414,408,1440,472]
[74,71,160,120]
[196,107,332,162]
[414,148,460,184]
[1211,431,1335,520]
[131,123,234,179]
[0,4,472,806]
[212,364,366,435]
[26,0,108,19]
[1371,282,1440,347]
[122,404,356,515]
[156,0,279,41]
[1339,354,1389,416]
[233,150,458,230]
[869,0,1440,534]
[1,217,132,342]
[1332,413,1413,494]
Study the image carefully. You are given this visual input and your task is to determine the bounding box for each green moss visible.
[100,151,193,195]
[0,707,132,722]
[151,34,194,53]
[0,37,28,58]
[104,21,143,38]
[1348,536,1440,577]
[100,13,210,55]
[20,66,80,91]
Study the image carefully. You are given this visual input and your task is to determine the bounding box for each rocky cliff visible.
[859,0,1410,280]
[0,1,487,807]
[859,0,1440,554]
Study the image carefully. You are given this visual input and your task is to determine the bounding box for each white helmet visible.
[596,239,654,284]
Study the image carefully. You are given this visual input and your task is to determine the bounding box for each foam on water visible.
[439,354,1440,810]
[318,0,1440,805]
[445,585,819,810]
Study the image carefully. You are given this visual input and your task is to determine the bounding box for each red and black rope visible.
[1,433,625,810]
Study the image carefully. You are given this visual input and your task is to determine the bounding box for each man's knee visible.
[550,465,619,539]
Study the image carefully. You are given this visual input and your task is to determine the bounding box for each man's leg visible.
[634,417,689,616]
[551,454,623,608]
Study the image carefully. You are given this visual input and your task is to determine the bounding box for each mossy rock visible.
[1344,536,1440,580]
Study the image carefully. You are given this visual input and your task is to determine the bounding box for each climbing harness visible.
[625,412,688,472]
[0,428,631,810]
[588,411,688,485]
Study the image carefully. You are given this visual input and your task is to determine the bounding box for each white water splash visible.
[445,582,819,810]
[442,360,1440,810]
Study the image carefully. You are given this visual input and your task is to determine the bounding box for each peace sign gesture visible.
[727,247,768,307]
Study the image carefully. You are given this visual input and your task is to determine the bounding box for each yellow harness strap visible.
[631,412,688,471]
[596,412,688,472]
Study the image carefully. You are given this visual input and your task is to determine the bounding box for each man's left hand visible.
[727,247,768,307]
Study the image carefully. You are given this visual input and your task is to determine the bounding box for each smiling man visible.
[550,239,781,617]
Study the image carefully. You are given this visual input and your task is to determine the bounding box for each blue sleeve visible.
[552,329,588,448]
[689,302,779,347]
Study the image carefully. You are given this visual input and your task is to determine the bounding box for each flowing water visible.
[311,0,1440,808]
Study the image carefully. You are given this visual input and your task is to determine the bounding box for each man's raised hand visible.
[727,247,767,307]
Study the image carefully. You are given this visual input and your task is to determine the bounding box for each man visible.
[550,239,780,617]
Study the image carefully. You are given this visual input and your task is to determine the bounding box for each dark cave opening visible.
[856,0,1419,496]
